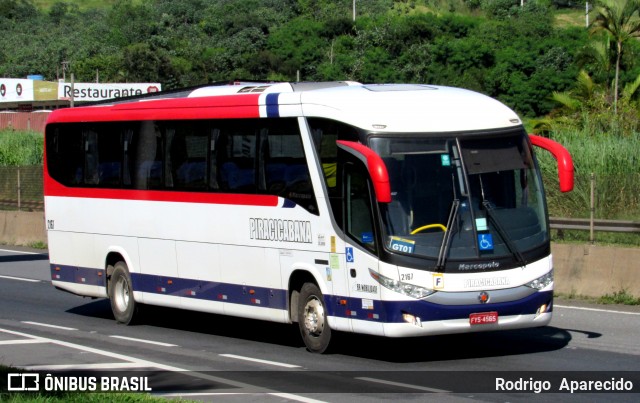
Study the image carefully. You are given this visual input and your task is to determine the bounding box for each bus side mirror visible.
[337,140,392,203]
[529,134,574,193]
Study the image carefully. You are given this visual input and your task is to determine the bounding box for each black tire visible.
[297,282,332,353]
[109,261,139,325]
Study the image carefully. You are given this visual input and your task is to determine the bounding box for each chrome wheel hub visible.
[303,297,325,336]
[114,277,129,313]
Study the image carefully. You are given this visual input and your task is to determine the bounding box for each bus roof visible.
[46,82,521,133]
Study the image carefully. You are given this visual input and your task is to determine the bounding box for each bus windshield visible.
[369,130,548,268]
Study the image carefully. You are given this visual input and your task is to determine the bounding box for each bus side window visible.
[164,126,179,188]
[46,125,85,186]
[209,128,220,190]
[134,122,163,190]
[345,163,377,253]
[123,129,134,187]
[308,117,361,222]
[263,119,318,215]
[83,130,99,185]
[166,123,208,191]
[97,127,124,187]
[218,123,257,193]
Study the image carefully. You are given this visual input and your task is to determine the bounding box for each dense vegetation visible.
[537,130,640,220]
[0,129,43,165]
[2,0,636,119]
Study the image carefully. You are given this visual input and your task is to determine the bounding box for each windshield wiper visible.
[436,172,463,271]
[477,175,526,266]
[436,198,459,271]
[482,200,526,266]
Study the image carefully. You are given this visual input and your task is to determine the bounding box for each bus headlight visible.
[525,269,553,290]
[369,269,435,299]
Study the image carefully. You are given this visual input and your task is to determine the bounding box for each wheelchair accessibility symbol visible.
[478,234,494,251]
[346,247,354,263]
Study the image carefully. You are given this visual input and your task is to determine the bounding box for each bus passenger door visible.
[343,162,383,335]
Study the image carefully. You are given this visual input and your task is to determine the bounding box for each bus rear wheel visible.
[297,282,331,353]
[109,262,139,325]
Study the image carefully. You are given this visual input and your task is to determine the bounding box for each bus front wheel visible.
[109,262,139,325]
[298,282,331,353]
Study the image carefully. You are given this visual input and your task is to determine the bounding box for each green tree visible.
[296,0,395,21]
[106,0,156,48]
[73,54,125,83]
[267,17,327,80]
[577,37,613,90]
[547,69,640,135]
[122,43,181,84]
[0,0,36,20]
[589,0,640,113]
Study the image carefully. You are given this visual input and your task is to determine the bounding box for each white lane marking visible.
[556,305,640,316]
[2,327,185,372]
[160,393,256,397]
[269,393,329,403]
[21,321,77,331]
[0,339,48,345]
[160,392,327,403]
[0,248,41,255]
[219,353,301,368]
[0,327,310,397]
[356,377,450,393]
[0,275,41,283]
[110,335,178,347]
[25,362,150,371]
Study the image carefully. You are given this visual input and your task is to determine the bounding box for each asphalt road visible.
[0,246,639,402]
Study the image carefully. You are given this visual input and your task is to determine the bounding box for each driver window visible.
[345,163,377,253]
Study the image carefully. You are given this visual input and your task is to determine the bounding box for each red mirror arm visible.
[529,134,574,193]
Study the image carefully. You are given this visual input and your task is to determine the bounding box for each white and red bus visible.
[44,82,573,353]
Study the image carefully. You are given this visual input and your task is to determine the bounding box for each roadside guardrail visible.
[550,217,640,233]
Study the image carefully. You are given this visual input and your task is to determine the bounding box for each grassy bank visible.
[537,130,640,221]
[557,290,640,306]
[1,392,167,403]
[0,130,43,166]
[536,130,640,246]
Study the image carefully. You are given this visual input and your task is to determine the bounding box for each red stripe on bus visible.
[45,94,262,124]
[44,176,279,207]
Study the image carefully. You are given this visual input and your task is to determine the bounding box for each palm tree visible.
[578,37,613,94]
[544,69,640,135]
[551,70,598,112]
[589,0,640,113]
